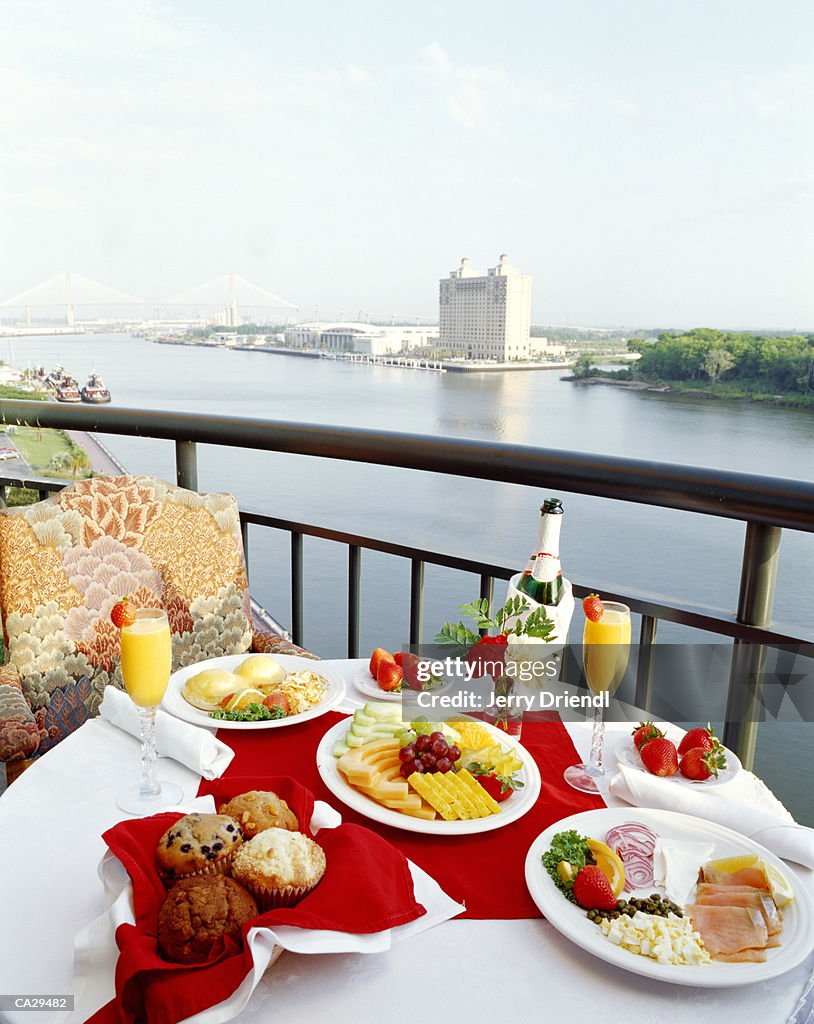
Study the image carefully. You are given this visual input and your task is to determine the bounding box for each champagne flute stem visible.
[587,701,605,777]
[138,706,161,798]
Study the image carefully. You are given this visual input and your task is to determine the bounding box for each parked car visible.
[0,447,19,461]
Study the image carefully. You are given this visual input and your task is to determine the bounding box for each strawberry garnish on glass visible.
[110,598,136,629]
[582,593,604,622]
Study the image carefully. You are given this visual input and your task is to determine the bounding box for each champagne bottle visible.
[517,498,565,606]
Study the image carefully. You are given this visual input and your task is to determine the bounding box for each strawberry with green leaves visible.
[640,737,679,776]
[573,865,617,911]
[469,763,525,803]
[631,721,665,751]
[677,723,717,756]
[679,743,727,781]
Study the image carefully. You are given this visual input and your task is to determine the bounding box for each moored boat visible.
[81,371,111,404]
[56,374,82,403]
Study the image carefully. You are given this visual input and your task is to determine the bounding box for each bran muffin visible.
[231,827,326,910]
[218,791,299,839]
[155,813,243,885]
[157,875,258,964]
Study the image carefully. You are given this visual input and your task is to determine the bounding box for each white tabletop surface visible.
[0,659,811,1024]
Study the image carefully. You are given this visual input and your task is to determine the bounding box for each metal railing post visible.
[348,545,361,658]
[291,532,303,647]
[722,522,782,768]
[175,440,198,490]
[634,615,658,711]
[240,518,250,580]
[409,559,425,647]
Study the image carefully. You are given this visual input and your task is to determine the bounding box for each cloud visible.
[417,42,565,130]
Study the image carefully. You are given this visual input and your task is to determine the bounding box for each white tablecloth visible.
[1,659,812,1024]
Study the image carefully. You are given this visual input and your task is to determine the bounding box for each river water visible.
[6,333,814,820]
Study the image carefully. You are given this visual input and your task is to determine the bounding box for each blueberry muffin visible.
[232,827,326,910]
[217,791,299,839]
[155,813,243,885]
[157,875,258,964]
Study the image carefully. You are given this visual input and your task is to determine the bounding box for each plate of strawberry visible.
[621,722,742,787]
[354,648,450,701]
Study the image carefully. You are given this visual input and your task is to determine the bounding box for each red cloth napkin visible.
[209,711,606,919]
[87,776,425,1024]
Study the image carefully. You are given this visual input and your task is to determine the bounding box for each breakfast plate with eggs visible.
[162,654,346,730]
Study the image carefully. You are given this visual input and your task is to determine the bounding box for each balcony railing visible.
[1,398,813,772]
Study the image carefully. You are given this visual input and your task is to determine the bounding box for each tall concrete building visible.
[438,255,532,360]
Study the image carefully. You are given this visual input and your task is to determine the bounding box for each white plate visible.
[619,732,742,788]
[316,715,541,835]
[163,654,346,731]
[525,807,814,987]
[352,665,453,702]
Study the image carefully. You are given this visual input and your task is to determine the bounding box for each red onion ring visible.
[606,821,659,892]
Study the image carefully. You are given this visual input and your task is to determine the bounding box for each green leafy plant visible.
[435,595,555,653]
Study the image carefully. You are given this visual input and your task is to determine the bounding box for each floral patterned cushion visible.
[0,475,253,755]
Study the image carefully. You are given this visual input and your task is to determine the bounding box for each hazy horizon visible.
[1,0,812,329]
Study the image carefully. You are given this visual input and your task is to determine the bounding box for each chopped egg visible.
[598,911,711,966]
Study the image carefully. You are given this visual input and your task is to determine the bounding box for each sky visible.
[1,0,812,329]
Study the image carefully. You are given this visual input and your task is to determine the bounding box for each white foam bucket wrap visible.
[505,573,575,646]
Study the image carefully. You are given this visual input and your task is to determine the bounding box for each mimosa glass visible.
[564,602,631,794]
[115,608,183,814]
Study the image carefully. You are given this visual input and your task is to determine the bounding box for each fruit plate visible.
[352,665,453,702]
[315,715,541,835]
[162,654,346,731]
[618,733,742,788]
[525,807,813,988]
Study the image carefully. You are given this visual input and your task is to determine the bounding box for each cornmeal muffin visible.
[232,827,326,910]
[218,791,299,839]
[157,875,258,964]
[155,813,243,885]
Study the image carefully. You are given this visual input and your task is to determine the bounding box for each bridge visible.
[0,272,297,327]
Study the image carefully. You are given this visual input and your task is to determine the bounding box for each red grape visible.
[429,731,445,743]
[436,757,452,773]
[398,745,416,762]
[447,745,461,763]
[410,758,424,774]
[415,735,432,752]
[420,752,436,768]
[430,739,448,758]
[400,763,413,778]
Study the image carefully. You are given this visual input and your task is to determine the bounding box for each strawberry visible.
[376,660,403,692]
[640,737,679,776]
[369,648,394,678]
[110,599,136,629]
[573,865,618,911]
[393,652,405,667]
[582,593,604,622]
[401,652,423,691]
[465,634,508,679]
[631,721,665,751]
[470,765,525,803]
[679,744,727,781]
[677,723,716,756]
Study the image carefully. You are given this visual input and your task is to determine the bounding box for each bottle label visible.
[531,553,560,583]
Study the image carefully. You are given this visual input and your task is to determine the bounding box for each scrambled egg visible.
[599,911,711,966]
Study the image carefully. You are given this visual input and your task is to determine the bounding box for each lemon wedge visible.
[556,860,575,884]
[225,688,268,712]
[762,861,794,907]
[587,838,626,897]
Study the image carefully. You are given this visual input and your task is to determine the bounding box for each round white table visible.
[1,659,811,1024]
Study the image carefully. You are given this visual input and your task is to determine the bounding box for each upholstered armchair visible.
[0,475,315,774]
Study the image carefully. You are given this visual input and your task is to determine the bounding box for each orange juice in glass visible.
[564,601,631,794]
[115,607,183,814]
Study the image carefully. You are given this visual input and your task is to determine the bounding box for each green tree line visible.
[627,329,814,395]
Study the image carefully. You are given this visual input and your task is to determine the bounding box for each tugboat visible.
[55,374,82,403]
[44,363,65,391]
[81,371,111,404]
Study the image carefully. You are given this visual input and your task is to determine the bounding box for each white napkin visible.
[71,796,464,1024]
[99,687,234,780]
[609,763,814,868]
